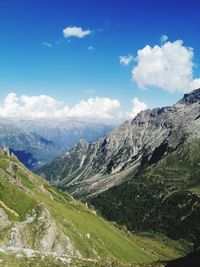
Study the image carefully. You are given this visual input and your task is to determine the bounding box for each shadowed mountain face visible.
[9,149,38,169]
[0,119,114,170]
[165,250,200,267]
[37,89,200,247]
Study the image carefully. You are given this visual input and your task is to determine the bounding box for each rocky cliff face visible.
[38,89,200,199]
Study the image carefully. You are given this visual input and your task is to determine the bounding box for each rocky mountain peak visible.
[177,88,200,105]
[130,89,200,128]
[79,138,88,144]
[76,139,89,148]
[131,106,174,127]
[38,88,200,199]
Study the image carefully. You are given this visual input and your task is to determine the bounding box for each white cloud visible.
[119,55,133,66]
[87,46,95,51]
[190,78,200,89]
[160,34,168,44]
[127,97,148,118]
[132,40,200,93]
[116,97,148,120]
[67,97,120,119]
[0,93,120,120]
[42,42,52,48]
[63,26,91,38]
[0,93,149,121]
[0,93,66,119]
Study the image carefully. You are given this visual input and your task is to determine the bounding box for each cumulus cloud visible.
[0,93,120,120]
[67,97,120,119]
[127,97,148,118]
[0,93,66,119]
[119,55,133,66]
[132,40,200,93]
[190,78,200,89]
[42,41,52,48]
[63,26,91,38]
[116,97,148,120]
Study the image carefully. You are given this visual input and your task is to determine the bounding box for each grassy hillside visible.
[0,149,190,266]
[0,253,166,267]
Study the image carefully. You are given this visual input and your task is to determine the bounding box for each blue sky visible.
[0,0,199,121]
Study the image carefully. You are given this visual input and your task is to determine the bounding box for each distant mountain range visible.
[38,88,200,248]
[0,118,114,169]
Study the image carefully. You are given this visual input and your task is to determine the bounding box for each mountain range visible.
[0,119,114,170]
[38,88,200,249]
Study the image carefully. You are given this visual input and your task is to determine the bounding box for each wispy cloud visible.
[87,46,95,51]
[119,55,133,66]
[42,41,52,48]
[160,34,168,44]
[63,26,92,39]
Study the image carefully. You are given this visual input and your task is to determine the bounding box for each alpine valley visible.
[0,89,200,266]
[0,149,189,267]
[38,88,200,262]
[2,0,200,265]
[0,119,114,170]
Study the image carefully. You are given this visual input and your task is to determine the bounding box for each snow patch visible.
[80,155,86,167]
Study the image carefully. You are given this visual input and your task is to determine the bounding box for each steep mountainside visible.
[38,89,200,197]
[0,149,190,267]
[89,138,200,247]
[0,119,113,170]
[38,88,200,248]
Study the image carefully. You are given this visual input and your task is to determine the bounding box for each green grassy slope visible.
[189,184,200,196]
[0,150,188,266]
[0,253,166,267]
